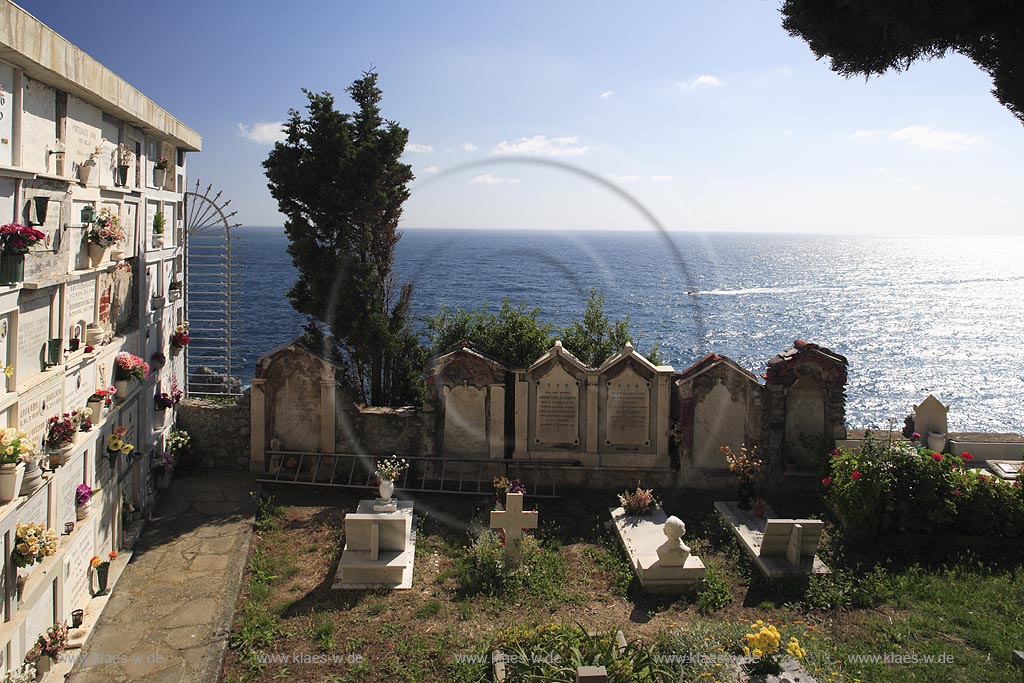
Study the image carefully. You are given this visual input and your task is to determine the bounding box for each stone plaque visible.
[16,295,51,379]
[535,364,579,445]
[443,385,487,456]
[65,363,97,414]
[606,366,650,446]
[58,452,86,529]
[18,376,65,448]
[24,581,54,641]
[63,520,95,611]
[67,278,97,329]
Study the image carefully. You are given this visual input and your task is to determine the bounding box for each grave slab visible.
[714,501,829,580]
[333,500,415,590]
[609,506,704,592]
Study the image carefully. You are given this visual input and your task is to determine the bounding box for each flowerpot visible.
[0,462,25,501]
[114,379,130,400]
[87,396,104,418]
[68,338,80,352]
[153,167,166,187]
[152,233,164,249]
[33,196,49,225]
[94,563,109,595]
[927,432,947,453]
[151,296,166,310]
[168,287,182,301]
[77,500,91,520]
[116,165,130,186]
[72,608,84,628]
[155,469,172,490]
[79,162,94,185]
[88,242,107,267]
[48,446,72,469]
[19,458,43,497]
[0,252,25,285]
[737,480,754,510]
[47,338,63,366]
[110,248,125,261]
[378,478,395,503]
[36,653,53,675]
[85,323,104,346]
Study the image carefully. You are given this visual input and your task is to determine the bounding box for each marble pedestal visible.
[333,500,415,590]
[609,506,704,593]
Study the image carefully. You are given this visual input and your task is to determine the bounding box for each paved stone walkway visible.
[68,471,256,683]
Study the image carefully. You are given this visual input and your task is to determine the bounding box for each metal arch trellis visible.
[184,180,243,396]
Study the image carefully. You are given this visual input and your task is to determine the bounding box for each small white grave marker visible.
[489,492,538,565]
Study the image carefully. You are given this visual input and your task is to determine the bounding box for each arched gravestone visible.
[694,382,747,469]
[784,375,826,468]
[443,384,487,456]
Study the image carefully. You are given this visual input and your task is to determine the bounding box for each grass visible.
[221,486,1024,683]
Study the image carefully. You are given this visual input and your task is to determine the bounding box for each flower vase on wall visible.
[0,461,25,501]
[88,243,107,267]
[153,167,166,187]
[79,161,94,185]
[114,379,130,400]
[116,165,130,187]
[0,253,25,285]
[737,480,754,510]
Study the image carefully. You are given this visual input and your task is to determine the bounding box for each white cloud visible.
[405,142,434,153]
[852,125,985,151]
[600,90,615,99]
[607,173,641,183]
[491,135,589,157]
[471,172,520,185]
[423,164,441,174]
[782,129,795,137]
[675,74,723,91]
[237,121,286,145]
[649,175,674,182]
[460,142,478,152]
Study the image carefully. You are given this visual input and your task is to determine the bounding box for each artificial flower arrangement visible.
[44,415,76,451]
[0,662,37,682]
[76,484,95,506]
[90,384,117,409]
[85,144,104,165]
[12,522,59,567]
[70,407,93,432]
[153,451,175,476]
[721,444,762,482]
[90,551,117,571]
[0,426,36,465]
[375,454,409,481]
[87,208,126,247]
[114,352,149,382]
[25,621,68,666]
[170,322,190,350]
[618,483,658,516]
[117,142,134,167]
[155,392,175,410]
[106,427,135,462]
[494,476,527,497]
[0,222,46,255]
[154,155,170,170]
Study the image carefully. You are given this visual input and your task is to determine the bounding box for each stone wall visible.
[177,393,252,470]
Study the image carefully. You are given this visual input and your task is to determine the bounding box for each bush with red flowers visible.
[824,432,1024,540]
[0,222,46,255]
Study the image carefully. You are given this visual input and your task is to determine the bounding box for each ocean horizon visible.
[220,227,1024,434]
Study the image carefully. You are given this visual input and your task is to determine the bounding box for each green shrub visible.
[696,566,731,614]
[452,528,567,601]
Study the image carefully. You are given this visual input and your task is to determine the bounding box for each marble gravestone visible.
[333,500,416,590]
[536,362,580,445]
[490,492,538,566]
[608,506,705,592]
[915,394,949,452]
[605,365,649,447]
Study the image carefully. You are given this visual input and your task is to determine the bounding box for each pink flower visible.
[911,432,921,440]
[852,470,862,481]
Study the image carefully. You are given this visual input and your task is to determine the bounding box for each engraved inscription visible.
[535,364,579,444]
[606,366,650,446]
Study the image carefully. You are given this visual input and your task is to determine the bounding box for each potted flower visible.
[106,427,134,466]
[617,483,658,517]
[154,392,175,410]
[79,145,103,185]
[493,476,526,510]
[153,155,170,186]
[152,210,166,249]
[0,662,37,681]
[170,322,190,353]
[167,429,195,474]
[152,451,175,489]
[113,352,149,397]
[76,484,96,520]
[168,279,183,301]
[90,552,117,595]
[374,455,408,504]
[721,444,762,510]
[25,621,68,674]
[87,385,116,416]
[0,427,35,501]
[45,414,76,466]
[0,222,46,285]
[116,143,134,186]
[12,522,59,567]
[87,208,126,266]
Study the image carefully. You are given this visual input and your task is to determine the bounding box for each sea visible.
[227,227,1024,434]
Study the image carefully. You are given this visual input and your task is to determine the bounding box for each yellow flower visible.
[786,637,806,659]
[3,365,12,378]
[120,444,134,454]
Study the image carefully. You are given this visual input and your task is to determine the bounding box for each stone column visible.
[514,372,528,456]
[320,365,336,454]
[586,371,599,456]
[249,378,266,472]
[489,385,505,459]
[656,374,671,457]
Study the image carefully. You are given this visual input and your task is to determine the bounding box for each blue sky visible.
[21,1,1024,233]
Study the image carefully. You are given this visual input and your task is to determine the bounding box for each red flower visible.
[821,477,833,487]
[931,453,943,462]
[852,470,862,481]
[952,489,962,497]
[961,452,973,462]
[830,449,839,457]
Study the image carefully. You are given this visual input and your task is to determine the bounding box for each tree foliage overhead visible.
[781,0,1024,125]
[264,71,423,406]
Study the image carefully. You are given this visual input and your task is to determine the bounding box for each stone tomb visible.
[609,506,705,592]
[333,500,415,590]
[714,501,828,580]
[914,394,949,452]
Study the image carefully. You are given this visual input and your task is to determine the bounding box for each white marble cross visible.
[489,492,538,565]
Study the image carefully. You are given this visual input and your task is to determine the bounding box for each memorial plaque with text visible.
[535,364,579,444]
[67,279,97,329]
[16,296,50,379]
[606,366,650,446]
[64,524,95,611]
[58,453,86,529]
[18,377,65,447]
[24,584,54,638]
